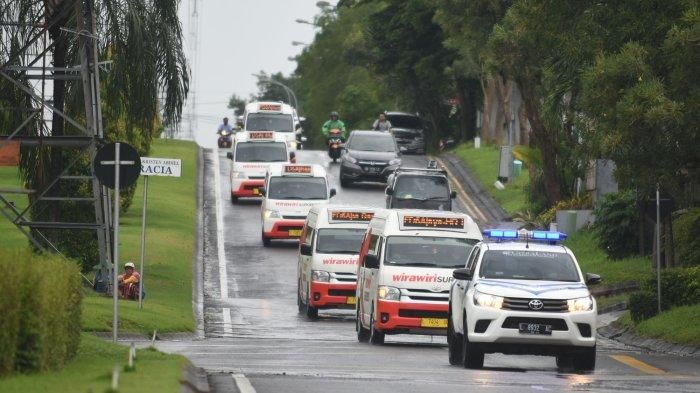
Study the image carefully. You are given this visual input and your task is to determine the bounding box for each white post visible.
[656,184,662,314]
[113,142,121,343]
[138,176,149,309]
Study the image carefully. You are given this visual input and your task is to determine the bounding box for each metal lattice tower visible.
[0,0,112,285]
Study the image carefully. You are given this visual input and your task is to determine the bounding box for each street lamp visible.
[295,18,315,25]
[316,1,331,8]
[291,41,309,47]
[252,73,299,110]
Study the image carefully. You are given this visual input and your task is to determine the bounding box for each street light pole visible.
[253,74,299,111]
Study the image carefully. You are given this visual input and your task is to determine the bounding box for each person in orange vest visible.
[118,262,141,300]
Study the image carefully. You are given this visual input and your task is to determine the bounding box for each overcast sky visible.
[177,0,327,147]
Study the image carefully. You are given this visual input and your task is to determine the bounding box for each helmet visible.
[330,111,339,117]
[125,262,135,268]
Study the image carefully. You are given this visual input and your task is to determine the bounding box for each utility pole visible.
[187,0,200,141]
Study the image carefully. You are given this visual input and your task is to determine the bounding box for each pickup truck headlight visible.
[231,171,247,179]
[567,296,593,312]
[311,270,330,282]
[473,291,504,309]
[388,158,401,166]
[263,209,281,219]
[378,286,401,301]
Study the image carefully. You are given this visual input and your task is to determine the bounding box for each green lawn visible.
[452,142,530,215]
[615,306,700,347]
[0,333,187,393]
[82,139,198,334]
[0,166,29,250]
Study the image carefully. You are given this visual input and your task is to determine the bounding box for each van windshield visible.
[479,250,580,282]
[316,228,366,254]
[268,177,327,200]
[246,113,293,132]
[395,175,450,200]
[384,236,477,268]
[235,142,287,162]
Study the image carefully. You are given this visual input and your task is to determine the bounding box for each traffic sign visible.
[140,157,182,177]
[94,142,141,188]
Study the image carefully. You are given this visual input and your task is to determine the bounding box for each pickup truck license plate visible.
[420,318,448,328]
[288,229,302,237]
[346,296,356,305]
[518,323,552,335]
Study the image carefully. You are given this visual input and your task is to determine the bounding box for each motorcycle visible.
[217,130,232,148]
[327,128,343,162]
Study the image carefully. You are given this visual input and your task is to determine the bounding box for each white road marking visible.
[222,307,233,335]
[213,152,239,298]
[232,373,257,393]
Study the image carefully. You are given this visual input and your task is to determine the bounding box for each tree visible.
[227,94,247,117]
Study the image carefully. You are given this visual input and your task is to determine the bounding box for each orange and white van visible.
[244,101,298,152]
[297,206,375,319]
[356,209,482,344]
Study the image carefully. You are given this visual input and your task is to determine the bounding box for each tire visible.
[356,307,370,343]
[297,280,304,314]
[461,319,484,369]
[369,308,385,345]
[262,232,271,247]
[447,313,463,366]
[231,194,238,204]
[332,157,337,163]
[340,173,351,188]
[572,346,596,372]
[305,283,318,320]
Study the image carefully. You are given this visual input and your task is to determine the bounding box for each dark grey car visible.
[339,130,402,187]
[385,111,426,154]
[385,167,456,211]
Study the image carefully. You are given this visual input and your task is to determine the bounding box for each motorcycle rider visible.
[217,117,233,134]
[372,112,392,131]
[321,111,347,140]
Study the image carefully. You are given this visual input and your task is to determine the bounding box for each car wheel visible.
[356,307,370,343]
[369,307,385,345]
[572,346,596,372]
[447,312,463,366]
[231,194,238,204]
[340,172,351,188]
[462,318,484,369]
[261,232,271,247]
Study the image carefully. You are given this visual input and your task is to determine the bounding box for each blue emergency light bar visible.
[483,229,567,243]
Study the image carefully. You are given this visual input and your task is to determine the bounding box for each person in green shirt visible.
[321,111,347,140]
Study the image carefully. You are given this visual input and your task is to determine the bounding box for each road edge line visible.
[213,150,230,299]
[232,373,257,393]
[432,155,490,224]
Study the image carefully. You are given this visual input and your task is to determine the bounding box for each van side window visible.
[466,246,481,274]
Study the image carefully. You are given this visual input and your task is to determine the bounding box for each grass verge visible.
[82,138,198,334]
[0,333,187,393]
[0,166,29,250]
[451,142,530,215]
[614,307,700,347]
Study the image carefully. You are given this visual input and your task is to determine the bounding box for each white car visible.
[227,131,290,203]
[356,209,482,344]
[448,229,601,371]
[261,164,335,246]
[244,101,298,151]
[297,206,375,319]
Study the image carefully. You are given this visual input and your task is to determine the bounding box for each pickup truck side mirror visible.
[329,188,337,198]
[385,188,394,196]
[300,243,313,256]
[226,152,233,160]
[450,190,457,199]
[585,273,601,286]
[453,268,472,280]
[364,254,380,269]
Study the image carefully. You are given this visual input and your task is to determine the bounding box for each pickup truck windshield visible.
[479,250,580,282]
[316,228,365,254]
[235,142,287,162]
[385,236,477,268]
[268,177,327,200]
[246,113,293,132]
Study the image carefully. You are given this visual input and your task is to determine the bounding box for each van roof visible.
[234,130,288,143]
[308,205,376,227]
[369,209,482,239]
[245,101,294,115]
[267,163,326,178]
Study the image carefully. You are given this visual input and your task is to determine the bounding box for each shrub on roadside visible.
[628,266,700,323]
[673,208,700,267]
[592,191,639,259]
[0,250,82,376]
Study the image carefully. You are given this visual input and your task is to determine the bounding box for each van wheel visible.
[369,308,385,345]
[297,280,304,314]
[573,346,596,372]
[357,307,370,343]
[262,232,271,247]
[305,283,318,320]
[447,313,463,366]
[231,194,238,204]
[462,318,484,369]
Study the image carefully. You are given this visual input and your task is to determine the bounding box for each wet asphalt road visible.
[157,149,700,393]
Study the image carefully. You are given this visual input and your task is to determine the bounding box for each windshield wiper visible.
[321,250,355,254]
[426,196,449,200]
[396,196,427,201]
[388,262,436,267]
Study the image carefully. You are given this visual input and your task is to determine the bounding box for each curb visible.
[181,363,211,393]
[598,324,699,358]
[436,153,511,225]
[193,147,205,340]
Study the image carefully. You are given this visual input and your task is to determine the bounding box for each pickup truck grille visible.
[502,297,568,312]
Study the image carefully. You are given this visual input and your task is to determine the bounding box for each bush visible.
[673,208,700,267]
[592,191,639,259]
[629,266,700,322]
[0,250,82,376]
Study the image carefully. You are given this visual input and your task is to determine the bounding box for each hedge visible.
[673,208,700,267]
[629,266,700,323]
[0,250,82,376]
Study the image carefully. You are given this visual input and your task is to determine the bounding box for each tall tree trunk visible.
[456,77,479,141]
[518,79,562,204]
